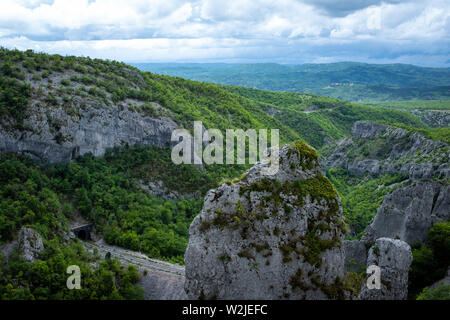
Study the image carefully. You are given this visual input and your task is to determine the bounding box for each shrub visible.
[417,283,450,300]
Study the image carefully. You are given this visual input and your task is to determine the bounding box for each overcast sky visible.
[0,0,449,66]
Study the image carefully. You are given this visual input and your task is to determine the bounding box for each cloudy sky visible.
[0,0,449,66]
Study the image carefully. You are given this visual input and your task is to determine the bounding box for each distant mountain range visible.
[131,62,450,102]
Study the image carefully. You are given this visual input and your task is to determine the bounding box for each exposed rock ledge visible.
[362,180,449,244]
[0,101,178,163]
[358,238,412,300]
[0,226,45,263]
[323,121,449,179]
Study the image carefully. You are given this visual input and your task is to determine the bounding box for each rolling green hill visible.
[367,100,450,111]
[132,62,450,102]
[219,85,427,148]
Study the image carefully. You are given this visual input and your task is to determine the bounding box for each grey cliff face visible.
[323,121,449,179]
[362,180,449,244]
[351,121,389,139]
[344,179,448,277]
[0,100,178,163]
[18,226,44,263]
[139,271,188,300]
[358,238,412,300]
[343,240,367,272]
[184,143,347,300]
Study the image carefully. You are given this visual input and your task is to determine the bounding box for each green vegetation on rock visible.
[326,168,408,238]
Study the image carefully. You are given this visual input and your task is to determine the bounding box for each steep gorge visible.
[0,48,448,300]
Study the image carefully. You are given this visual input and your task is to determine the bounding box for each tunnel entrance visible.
[75,229,90,240]
[71,224,93,241]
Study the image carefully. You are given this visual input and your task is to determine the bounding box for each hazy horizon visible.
[128,61,450,68]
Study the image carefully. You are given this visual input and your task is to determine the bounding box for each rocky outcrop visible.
[358,238,412,300]
[0,240,18,263]
[343,240,367,272]
[139,271,187,300]
[352,121,389,139]
[344,179,448,279]
[323,121,449,179]
[362,180,449,244]
[411,110,450,128]
[185,142,347,300]
[17,226,44,262]
[0,100,178,163]
[138,179,195,200]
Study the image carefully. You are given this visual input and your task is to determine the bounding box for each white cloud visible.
[0,0,448,65]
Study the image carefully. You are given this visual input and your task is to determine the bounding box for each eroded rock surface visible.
[411,110,450,128]
[0,101,178,163]
[185,142,347,300]
[18,226,44,262]
[323,121,449,179]
[343,240,367,272]
[362,180,449,244]
[358,238,412,300]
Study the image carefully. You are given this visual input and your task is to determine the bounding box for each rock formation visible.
[326,121,448,300]
[18,226,44,262]
[0,101,178,163]
[323,121,449,179]
[358,238,412,300]
[411,109,450,128]
[343,240,367,272]
[362,180,449,244]
[0,240,18,263]
[185,142,347,300]
[342,179,448,299]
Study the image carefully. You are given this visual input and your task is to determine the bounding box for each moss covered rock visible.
[184,142,347,299]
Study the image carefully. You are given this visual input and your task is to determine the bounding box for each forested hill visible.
[132,62,450,102]
[0,48,428,150]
